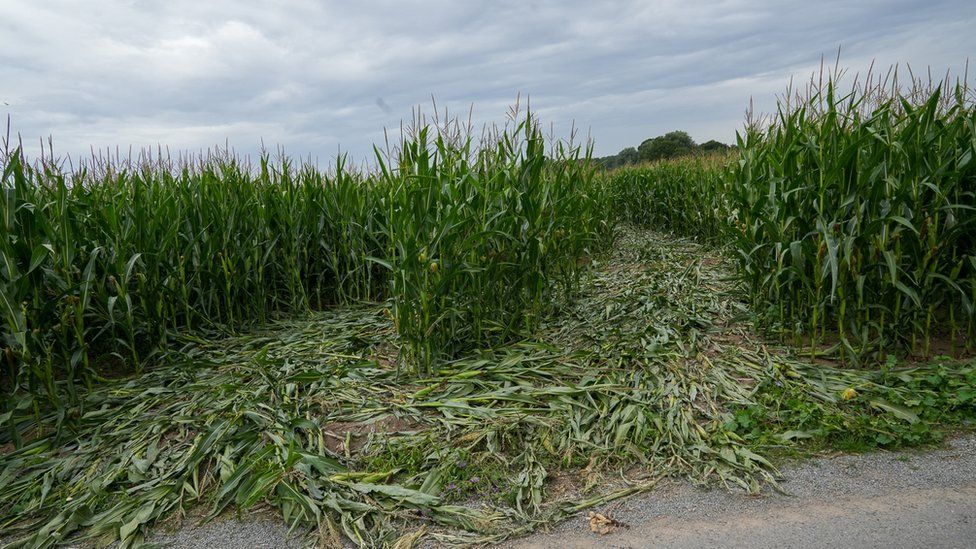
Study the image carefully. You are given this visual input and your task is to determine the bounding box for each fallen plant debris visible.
[1,228,974,548]
[587,511,628,535]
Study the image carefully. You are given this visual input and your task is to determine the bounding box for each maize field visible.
[1,69,974,548]
[609,70,976,364]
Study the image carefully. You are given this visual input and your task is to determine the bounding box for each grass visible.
[1,226,972,547]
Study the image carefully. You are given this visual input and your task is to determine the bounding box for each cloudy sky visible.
[1,0,974,164]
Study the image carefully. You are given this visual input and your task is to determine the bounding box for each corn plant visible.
[728,70,976,363]
[1,111,612,408]
[605,153,731,241]
[601,66,975,365]
[375,113,613,372]
[1,147,388,412]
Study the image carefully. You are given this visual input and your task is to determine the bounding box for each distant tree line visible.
[594,131,732,169]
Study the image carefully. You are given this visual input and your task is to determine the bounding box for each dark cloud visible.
[1,0,973,164]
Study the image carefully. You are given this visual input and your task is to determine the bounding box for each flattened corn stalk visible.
[3,228,971,547]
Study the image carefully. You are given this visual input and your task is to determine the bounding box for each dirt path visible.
[506,435,976,549]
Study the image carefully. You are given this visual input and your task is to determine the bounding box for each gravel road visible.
[149,435,976,548]
[507,435,976,549]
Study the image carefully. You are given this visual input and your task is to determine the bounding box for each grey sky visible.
[1,0,974,165]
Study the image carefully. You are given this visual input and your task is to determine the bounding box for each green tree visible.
[638,131,696,162]
[699,139,729,153]
[593,154,618,169]
[617,147,638,165]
